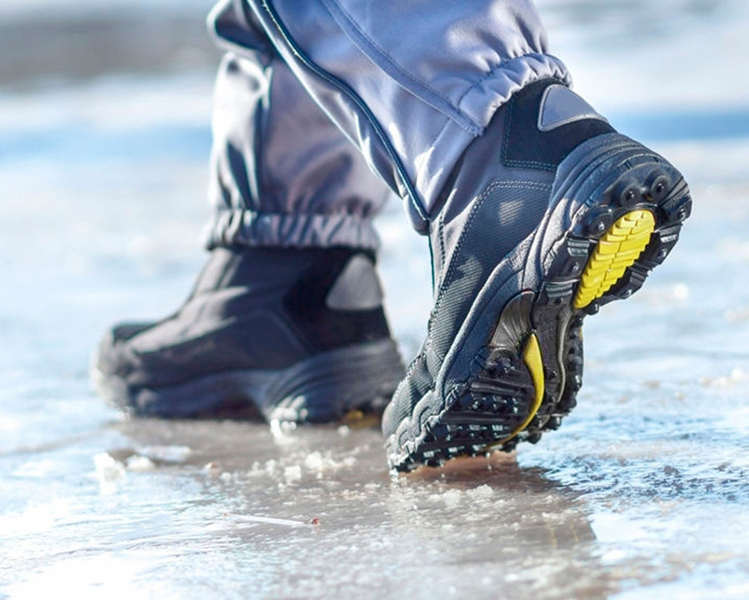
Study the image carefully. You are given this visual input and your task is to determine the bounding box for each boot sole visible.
[93,339,405,424]
[387,136,692,471]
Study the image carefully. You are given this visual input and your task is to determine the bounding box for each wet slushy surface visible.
[2,1,749,598]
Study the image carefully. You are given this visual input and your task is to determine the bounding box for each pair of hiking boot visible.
[93,80,691,471]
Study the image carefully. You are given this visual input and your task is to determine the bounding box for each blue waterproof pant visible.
[204,0,570,251]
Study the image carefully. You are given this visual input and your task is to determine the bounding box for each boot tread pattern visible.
[574,209,656,309]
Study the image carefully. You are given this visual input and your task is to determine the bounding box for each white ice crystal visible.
[284,465,302,484]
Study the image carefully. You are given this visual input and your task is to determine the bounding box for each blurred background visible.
[2,1,749,598]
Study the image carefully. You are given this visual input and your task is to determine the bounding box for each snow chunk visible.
[284,465,302,484]
[137,445,192,463]
[442,489,462,508]
[125,455,155,471]
[466,484,494,500]
[94,453,125,493]
[303,451,357,472]
[304,452,327,471]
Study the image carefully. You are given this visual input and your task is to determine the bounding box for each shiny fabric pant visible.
[203,0,570,251]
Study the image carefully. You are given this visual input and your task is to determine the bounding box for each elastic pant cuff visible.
[203,209,380,251]
[458,53,572,128]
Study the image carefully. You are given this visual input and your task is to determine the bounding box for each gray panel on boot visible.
[325,255,383,311]
[538,85,608,132]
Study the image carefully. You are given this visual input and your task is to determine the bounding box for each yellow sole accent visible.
[484,333,545,451]
[573,210,656,309]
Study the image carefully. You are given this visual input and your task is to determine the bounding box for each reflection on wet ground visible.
[2,413,611,599]
[3,1,749,598]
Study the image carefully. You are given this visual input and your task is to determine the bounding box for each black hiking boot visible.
[383,79,692,471]
[93,246,405,423]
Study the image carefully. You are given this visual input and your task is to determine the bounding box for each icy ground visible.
[2,1,749,598]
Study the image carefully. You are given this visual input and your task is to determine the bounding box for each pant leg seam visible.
[255,0,429,227]
[319,0,482,136]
